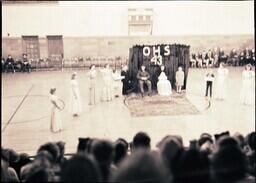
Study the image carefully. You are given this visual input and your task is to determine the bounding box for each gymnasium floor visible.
[1,67,255,155]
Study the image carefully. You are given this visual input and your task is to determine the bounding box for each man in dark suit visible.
[21,54,31,73]
[5,55,15,73]
[121,65,132,95]
[137,65,152,97]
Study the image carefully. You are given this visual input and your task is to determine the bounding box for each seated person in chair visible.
[5,55,15,73]
[137,65,152,96]
[157,65,172,96]
[22,54,31,73]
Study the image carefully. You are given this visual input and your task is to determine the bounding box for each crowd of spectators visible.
[2,47,254,73]
[2,54,32,73]
[1,131,255,183]
[1,55,128,73]
[190,47,255,68]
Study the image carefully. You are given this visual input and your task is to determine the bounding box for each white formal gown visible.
[240,70,255,105]
[112,71,124,97]
[50,94,62,133]
[101,68,113,101]
[70,79,82,114]
[157,72,172,96]
[215,68,229,99]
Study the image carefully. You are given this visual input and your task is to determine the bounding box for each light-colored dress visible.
[157,72,172,96]
[88,69,97,105]
[176,70,185,86]
[240,70,255,105]
[215,68,229,99]
[70,79,82,114]
[112,71,124,97]
[50,94,62,133]
[101,68,113,101]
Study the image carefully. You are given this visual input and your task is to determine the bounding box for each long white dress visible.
[70,79,82,114]
[157,72,172,96]
[88,69,97,105]
[215,68,229,99]
[50,94,62,133]
[240,70,255,105]
[112,71,124,97]
[101,68,113,101]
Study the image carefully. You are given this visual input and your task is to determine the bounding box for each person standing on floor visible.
[204,65,215,99]
[101,64,113,102]
[175,66,185,94]
[112,69,124,98]
[240,64,255,105]
[121,64,132,95]
[49,87,63,133]
[215,63,229,100]
[70,72,82,117]
[88,64,97,105]
[157,65,172,96]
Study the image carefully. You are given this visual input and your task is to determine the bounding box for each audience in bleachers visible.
[190,47,255,68]
[2,47,254,73]
[1,131,255,182]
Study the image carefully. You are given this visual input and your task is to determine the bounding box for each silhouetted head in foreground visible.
[113,138,129,166]
[132,132,151,152]
[91,139,114,181]
[60,154,101,182]
[175,149,210,183]
[111,150,170,183]
[211,145,248,183]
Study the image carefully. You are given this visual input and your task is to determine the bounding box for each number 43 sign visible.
[150,55,163,66]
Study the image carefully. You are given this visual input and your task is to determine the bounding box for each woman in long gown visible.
[88,65,97,105]
[157,65,172,96]
[50,87,63,133]
[240,64,255,105]
[215,63,229,100]
[175,66,185,94]
[112,69,124,98]
[100,64,113,102]
[70,72,82,117]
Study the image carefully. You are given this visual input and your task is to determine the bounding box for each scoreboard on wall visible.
[142,45,172,66]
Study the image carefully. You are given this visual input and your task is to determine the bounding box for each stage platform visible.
[1,67,255,156]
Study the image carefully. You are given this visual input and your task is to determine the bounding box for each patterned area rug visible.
[126,92,200,117]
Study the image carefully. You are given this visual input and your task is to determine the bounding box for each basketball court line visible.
[2,84,34,133]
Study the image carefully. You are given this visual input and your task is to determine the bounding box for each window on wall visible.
[128,8,153,36]
[22,36,40,59]
[47,35,64,59]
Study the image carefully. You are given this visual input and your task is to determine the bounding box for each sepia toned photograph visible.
[1,0,255,182]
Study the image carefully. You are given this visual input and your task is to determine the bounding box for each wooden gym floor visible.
[1,67,255,155]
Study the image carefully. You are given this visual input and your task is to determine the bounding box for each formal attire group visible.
[49,64,254,133]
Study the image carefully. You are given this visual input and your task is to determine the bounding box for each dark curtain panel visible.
[128,44,190,91]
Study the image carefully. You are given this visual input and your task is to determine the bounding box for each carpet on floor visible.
[126,92,200,117]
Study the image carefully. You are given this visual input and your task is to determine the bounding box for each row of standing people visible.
[204,63,255,105]
[48,63,185,133]
[49,63,254,133]
[49,64,126,133]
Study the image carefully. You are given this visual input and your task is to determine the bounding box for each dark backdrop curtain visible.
[129,44,190,91]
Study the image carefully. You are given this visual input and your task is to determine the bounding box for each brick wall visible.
[2,35,254,59]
